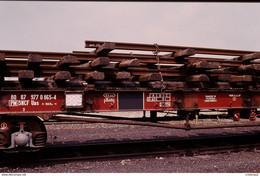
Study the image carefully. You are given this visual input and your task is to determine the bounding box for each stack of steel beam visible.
[0,40,259,91]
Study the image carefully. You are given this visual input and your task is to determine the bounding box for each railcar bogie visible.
[0,116,47,150]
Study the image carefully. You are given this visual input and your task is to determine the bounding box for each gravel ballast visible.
[2,114,260,173]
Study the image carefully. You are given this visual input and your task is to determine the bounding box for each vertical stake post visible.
[150,111,157,122]
[185,111,191,130]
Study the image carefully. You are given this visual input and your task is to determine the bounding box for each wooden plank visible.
[119,81,137,88]
[253,76,260,83]
[86,84,95,90]
[139,73,162,82]
[27,54,42,68]
[119,59,140,68]
[187,57,241,67]
[0,53,6,66]
[65,80,84,87]
[85,71,105,81]
[230,75,252,82]
[0,53,4,61]
[58,55,79,67]
[216,74,231,82]
[75,62,91,68]
[94,81,111,89]
[103,63,119,70]
[148,81,164,89]
[238,64,260,73]
[205,62,220,69]
[188,60,219,69]
[54,71,71,81]
[115,71,132,80]
[206,68,235,74]
[91,57,110,67]
[189,82,209,89]
[0,75,4,84]
[242,52,260,62]
[188,60,208,69]
[186,74,209,82]
[95,42,115,56]
[174,48,195,58]
[149,81,188,90]
[18,70,34,80]
[164,81,187,90]
[214,82,231,89]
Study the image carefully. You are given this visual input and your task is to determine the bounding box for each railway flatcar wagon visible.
[0,40,260,151]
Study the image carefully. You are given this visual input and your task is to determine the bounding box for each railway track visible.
[1,132,260,165]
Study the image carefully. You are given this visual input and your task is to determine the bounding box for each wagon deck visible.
[0,40,260,150]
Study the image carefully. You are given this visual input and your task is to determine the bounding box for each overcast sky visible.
[0,2,259,53]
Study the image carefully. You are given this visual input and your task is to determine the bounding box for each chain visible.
[154,43,166,111]
[153,44,160,70]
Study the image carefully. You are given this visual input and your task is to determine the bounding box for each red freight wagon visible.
[1,40,260,151]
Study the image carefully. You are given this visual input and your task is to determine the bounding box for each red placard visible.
[144,92,174,110]
[253,94,260,107]
[197,93,242,109]
[0,92,64,114]
[88,92,118,111]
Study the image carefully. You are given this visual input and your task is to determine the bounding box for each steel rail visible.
[0,64,188,78]
[3,55,243,67]
[85,40,259,56]
[54,115,260,130]
[1,49,258,67]
[3,54,244,66]
[0,48,253,61]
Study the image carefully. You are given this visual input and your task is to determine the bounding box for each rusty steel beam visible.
[54,115,260,130]
[3,49,259,68]
[2,62,187,77]
[4,55,243,68]
[0,40,259,92]
[1,66,187,81]
[85,40,259,56]
[0,49,178,65]
[53,115,187,130]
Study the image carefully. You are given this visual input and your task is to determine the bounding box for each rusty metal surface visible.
[0,40,259,83]
[53,114,260,130]
[85,40,259,56]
